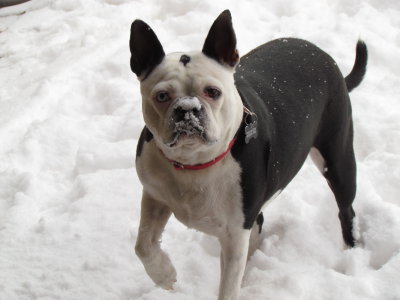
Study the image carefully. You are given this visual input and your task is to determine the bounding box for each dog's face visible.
[130,11,243,164]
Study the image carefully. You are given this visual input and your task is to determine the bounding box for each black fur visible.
[0,0,31,8]
[345,40,368,92]
[136,127,153,158]
[232,38,367,246]
[130,20,165,80]
[179,54,191,66]
[256,213,264,234]
[202,10,239,67]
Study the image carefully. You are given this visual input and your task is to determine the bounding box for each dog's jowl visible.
[130,10,367,300]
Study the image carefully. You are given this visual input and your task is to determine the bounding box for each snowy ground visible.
[0,0,399,299]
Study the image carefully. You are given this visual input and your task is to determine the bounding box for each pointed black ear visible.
[130,20,165,80]
[202,10,239,67]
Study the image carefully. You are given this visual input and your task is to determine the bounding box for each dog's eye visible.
[156,91,171,103]
[204,87,221,100]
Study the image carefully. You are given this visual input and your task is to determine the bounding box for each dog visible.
[130,10,367,300]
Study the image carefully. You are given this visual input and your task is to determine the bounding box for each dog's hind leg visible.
[312,119,357,247]
[135,192,176,289]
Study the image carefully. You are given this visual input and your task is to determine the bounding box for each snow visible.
[173,96,202,112]
[0,0,399,299]
[172,97,204,138]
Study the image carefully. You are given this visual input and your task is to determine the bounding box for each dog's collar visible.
[162,138,237,171]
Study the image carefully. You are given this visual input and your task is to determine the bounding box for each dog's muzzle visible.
[166,97,208,147]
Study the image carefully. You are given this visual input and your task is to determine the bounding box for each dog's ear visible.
[130,20,165,80]
[202,10,239,68]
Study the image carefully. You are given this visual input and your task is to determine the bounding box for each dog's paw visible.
[157,270,177,290]
[144,251,177,290]
[154,258,177,290]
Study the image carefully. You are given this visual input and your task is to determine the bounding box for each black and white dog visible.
[130,10,367,300]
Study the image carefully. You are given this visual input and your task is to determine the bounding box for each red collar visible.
[163,138,237,171]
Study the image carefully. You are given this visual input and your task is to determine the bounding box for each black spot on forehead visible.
[179,54,191,66]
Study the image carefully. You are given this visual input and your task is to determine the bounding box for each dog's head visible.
[130,10,243,164]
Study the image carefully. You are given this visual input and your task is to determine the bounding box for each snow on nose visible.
[171,97,205,136]
[173,96,202,112]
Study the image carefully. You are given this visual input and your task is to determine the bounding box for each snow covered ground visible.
[0,0,399,299]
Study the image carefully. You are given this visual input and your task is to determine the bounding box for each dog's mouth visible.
[166,131,212,148]
[166,120,208,147]
[165,96,217,148]
[166,111,215,147]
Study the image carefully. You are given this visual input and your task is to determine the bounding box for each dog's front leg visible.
[135,192,176,290]
[218,227,251,300]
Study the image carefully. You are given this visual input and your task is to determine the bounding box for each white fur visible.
[136,138,249,300]
[218,228,251,300]
[136,53,250,300]
[135,193,176,289]
[140,52,243,166]
[309,147,328,174]
[136,139,243,236]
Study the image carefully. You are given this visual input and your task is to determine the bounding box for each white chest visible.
[137,144,244,236]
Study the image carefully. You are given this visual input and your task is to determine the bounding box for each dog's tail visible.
[345,40,368,92]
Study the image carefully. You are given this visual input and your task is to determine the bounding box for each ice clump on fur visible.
[165,97,206,147]
[173,96,205,136]
[175,111,205,135]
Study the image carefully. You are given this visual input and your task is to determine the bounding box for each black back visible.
[232,38,349,228]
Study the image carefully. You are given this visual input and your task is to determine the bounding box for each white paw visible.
[143,251,177,290]
[156,267,177,290]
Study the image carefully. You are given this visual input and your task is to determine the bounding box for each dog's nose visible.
[174,106,200,121]
[173,96,202,111]
[173,97,202,120]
